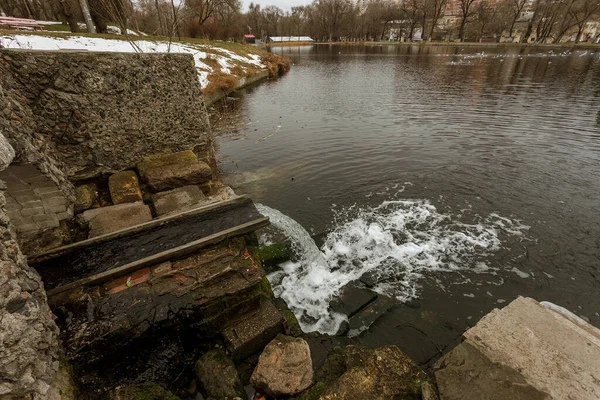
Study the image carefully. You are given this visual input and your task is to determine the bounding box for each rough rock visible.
[108,170,143,204]
[0,133,15,169]
[321,345,426,400]
[223,300,284,360]
[195,348,246,400]
[152,185,206,216]
[80,201,152,237]
[250,334,314,397]
[105,383,180,399]
[137,151,213,192]
[0,190,60,399]
[46,361,77,400]
[421,381,439,400]
[74,183,97,212]
[434,341,549,400]
[0,49,213,176]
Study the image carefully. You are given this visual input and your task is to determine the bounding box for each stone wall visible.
[0,135,60,399]
[0,49,213,179]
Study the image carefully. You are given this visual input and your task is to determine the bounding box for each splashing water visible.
[256,200,529,335]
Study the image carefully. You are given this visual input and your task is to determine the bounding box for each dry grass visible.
[203,71,238,94]
[260,52,291,78]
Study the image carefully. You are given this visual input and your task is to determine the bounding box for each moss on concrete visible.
[256,243,291,268]
[136,151,198,180]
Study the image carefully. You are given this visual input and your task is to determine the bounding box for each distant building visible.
[244,34,256,44]
[268,36,314,43]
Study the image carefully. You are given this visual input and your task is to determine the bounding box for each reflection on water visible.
[215,44,600,349]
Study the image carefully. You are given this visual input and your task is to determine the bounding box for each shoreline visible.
[264,40,600,49]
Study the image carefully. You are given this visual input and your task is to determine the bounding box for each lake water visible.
[214,44,600,365]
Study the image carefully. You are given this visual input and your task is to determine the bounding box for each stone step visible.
[222,299,284,361]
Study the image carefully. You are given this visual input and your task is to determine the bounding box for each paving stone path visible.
[0,164,72,233]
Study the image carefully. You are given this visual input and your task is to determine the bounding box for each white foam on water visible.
[256,199,529,335]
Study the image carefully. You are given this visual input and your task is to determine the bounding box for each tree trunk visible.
[459,18,467,41]
[79,0,96,33]
[59,0,80,33]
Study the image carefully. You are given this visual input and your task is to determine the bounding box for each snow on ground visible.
[0,33,265,89]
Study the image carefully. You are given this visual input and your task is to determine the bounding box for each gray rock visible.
[421,381,439,400]
[137,151,212,192]
[223,300,284,360]
[250,334,314,397]
[152,185,206,217]
[0,133,15,170]
[80,201,152,238]
[434,341,550,400]
[195,348,246,400]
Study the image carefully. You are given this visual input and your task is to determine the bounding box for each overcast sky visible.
[241,0,309,13]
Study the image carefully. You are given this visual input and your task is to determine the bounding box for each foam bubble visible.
[257,199,529,335]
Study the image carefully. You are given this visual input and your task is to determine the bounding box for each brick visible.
[22,174,51,184]
[39,191,63,200]
[56,210,73,221]
[44,204,67,214]
[42,197,67,207]
[104,268,151,294]
[33,186,60,195]
[5,202,21,212]
[15,195,40,204]
[21,200,44,209]
[21,207,46,217]
[32,214,60,229]
[151,261,172,276]
[31,181,59,189]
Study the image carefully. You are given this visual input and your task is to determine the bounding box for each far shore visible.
[263,40,600,48]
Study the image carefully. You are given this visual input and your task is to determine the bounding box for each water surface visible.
[214,44,600,364]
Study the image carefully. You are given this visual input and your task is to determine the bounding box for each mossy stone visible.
[105,382,180,400]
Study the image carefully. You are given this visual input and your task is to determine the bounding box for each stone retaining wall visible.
[0,49,213,179]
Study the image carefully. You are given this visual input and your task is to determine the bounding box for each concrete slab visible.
[330,282,378,318]
[80,201,152,238]
[435,341,549,400]
[463,297,600,400]
[152,185,206,217]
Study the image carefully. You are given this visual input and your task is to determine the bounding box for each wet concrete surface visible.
[33,201,263,289]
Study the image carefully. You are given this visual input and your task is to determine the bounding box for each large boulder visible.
[320,345,427,400]
[137,151,212,192]
[108,170,143,204]
[250,334,313,397]
[195,348,246,400]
